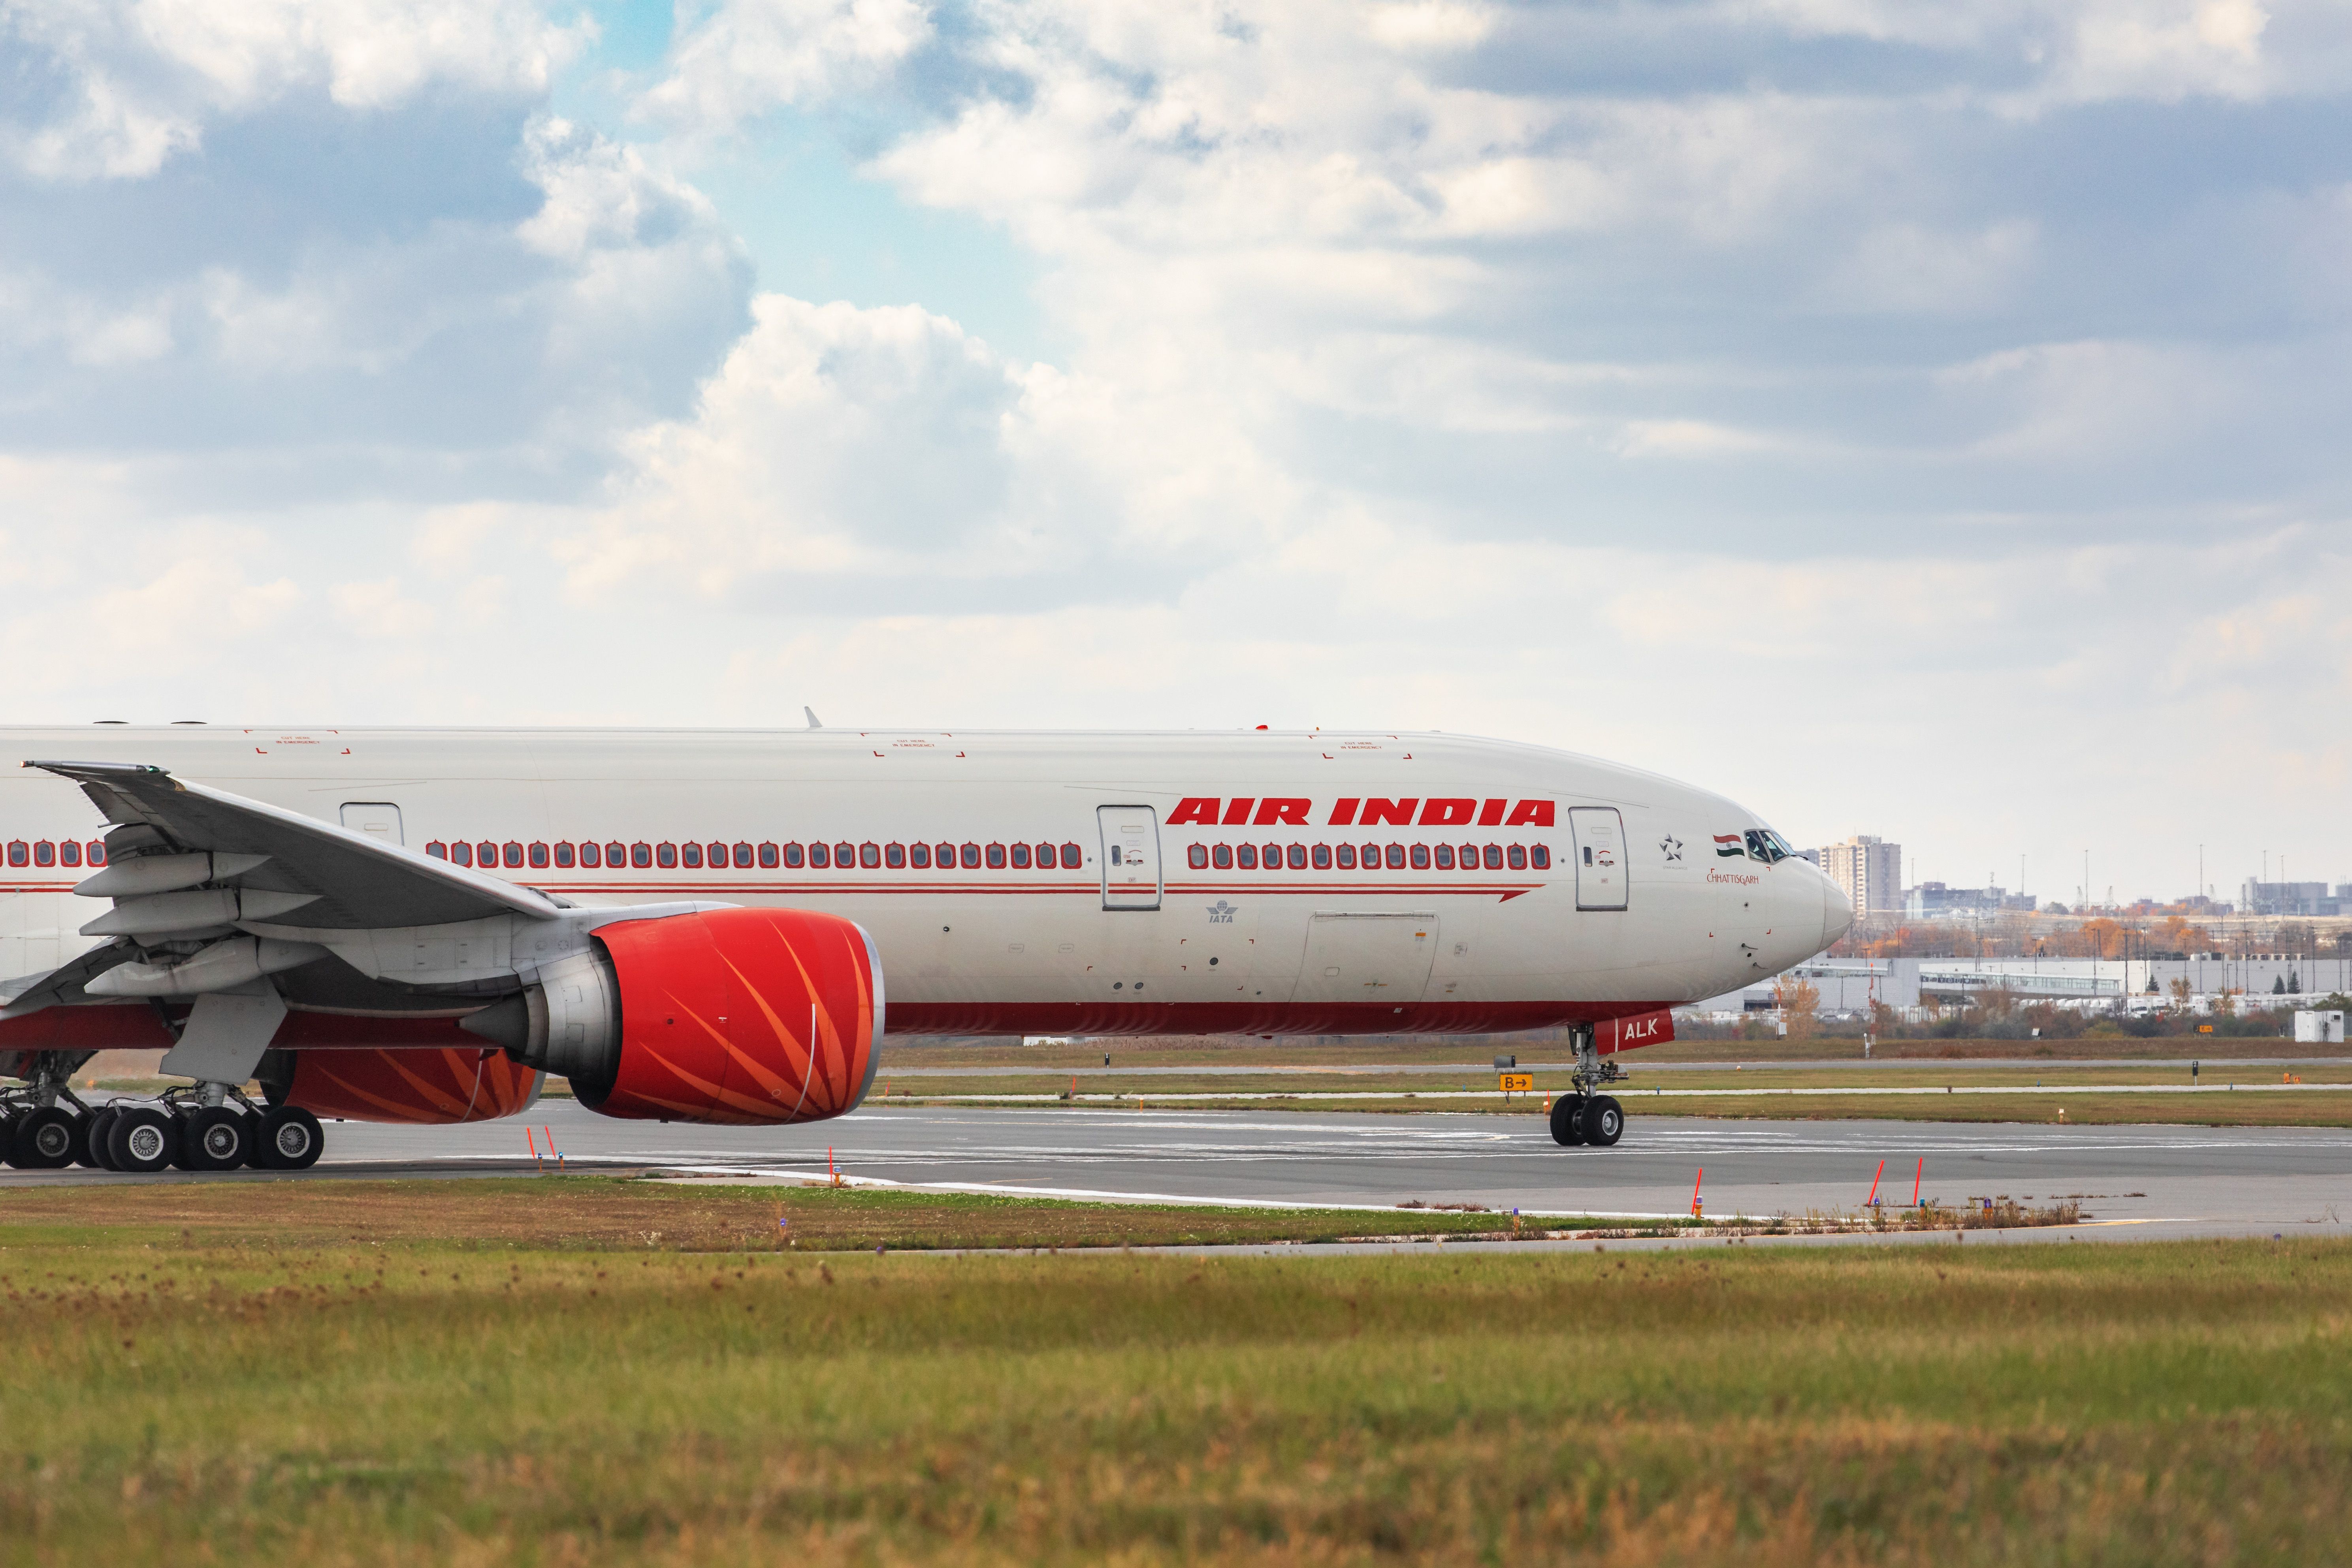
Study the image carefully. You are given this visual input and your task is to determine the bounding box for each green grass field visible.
[3,1179,2349,1563]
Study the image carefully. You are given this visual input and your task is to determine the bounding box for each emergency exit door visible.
[1097,805,1161,911]
[340,802,405,845]
[1569,806,1627,911]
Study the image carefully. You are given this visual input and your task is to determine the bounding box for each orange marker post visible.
[1866,1159,1884,1208]
[1913,1156,1923,1207]
[1691,1168,1704,1218]
[527,1126,540,1170]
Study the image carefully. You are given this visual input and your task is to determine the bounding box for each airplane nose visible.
[1819,870,1854,951]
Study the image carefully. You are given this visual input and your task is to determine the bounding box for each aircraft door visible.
[1097,805,1162,911]
[339,802,405,845]
[1292,913,1438,1006]
[1570,807,1627,911]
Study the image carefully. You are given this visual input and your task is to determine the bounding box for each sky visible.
[4,0,2351,905]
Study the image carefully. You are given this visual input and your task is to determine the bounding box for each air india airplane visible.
[0,723,1851,1173]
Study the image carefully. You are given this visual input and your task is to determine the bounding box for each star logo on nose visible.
[1659,834,1683,862]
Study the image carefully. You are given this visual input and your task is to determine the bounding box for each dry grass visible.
[0,1180,2346,1563]
[0,1176,1595,1253]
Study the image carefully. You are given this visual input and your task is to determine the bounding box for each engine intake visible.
[463,907,882,1126]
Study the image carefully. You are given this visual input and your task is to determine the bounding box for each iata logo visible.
[1206,900,1237,924]
[1167,796,1556,828]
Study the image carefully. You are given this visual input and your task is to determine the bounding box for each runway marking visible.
[901,1082,2352,1105]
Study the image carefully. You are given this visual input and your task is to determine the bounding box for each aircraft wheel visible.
[1583,1095,1625,1148]
[183,1106,251,1172]
[1549,1094,1587,1147]
[258,1106,323,1171]
[83,1108,122,1170]
[243,1112,275,1169]
[10,1106,79,1169]
[107,1107,180,1175]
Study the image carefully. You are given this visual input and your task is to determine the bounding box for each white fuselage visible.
[0,725,1850,1037]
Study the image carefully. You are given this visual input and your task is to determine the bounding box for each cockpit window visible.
[1745,829,1788,864]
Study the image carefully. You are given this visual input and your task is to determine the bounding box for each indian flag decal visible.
[1713,834,1745,857]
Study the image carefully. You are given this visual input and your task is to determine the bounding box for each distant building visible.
[1904,882,2021,919]
[2243,880,2337,917]
[1817,835,1902,914]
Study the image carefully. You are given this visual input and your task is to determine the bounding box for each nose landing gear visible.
[1550,1025,1630,1148]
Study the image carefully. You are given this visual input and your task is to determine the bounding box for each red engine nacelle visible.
[475,907,883,1126]
[264,1047,545,1124]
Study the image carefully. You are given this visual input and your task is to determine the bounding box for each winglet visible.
[804,707,823,729]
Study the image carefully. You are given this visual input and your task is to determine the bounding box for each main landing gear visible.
[3,1080,323,1175]
[1549,1025,1628,1149]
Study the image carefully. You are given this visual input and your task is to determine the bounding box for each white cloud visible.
[641,0,931,131]
[3,0,588,179]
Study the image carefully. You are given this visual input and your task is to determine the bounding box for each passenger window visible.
[732,842,752,868]
[1188,844,1209,869]
[1360,842,1379,868]
[861,842,881,869]
[607,841,626,867]
[1460,841,1478,870]
[1531,845,1551,870]
[1213,844,1233,869]
[580,842,601,868]
[529,842,550,869]
[887,842,907,868]
[1263,842,1281,868]
[1336,844,1356,869]
[427,841,448,860]
[1312,843,1331,869]
[632,842,653,868]
[938,842,957,868]
[1036,842,1055,868]
[810,843,830,868]
[1483,844,1503,870]
[478,841,498,867]
[451,842,472,867]
[682,843,703,868]
[87,842,105,865]
[1012,843,1032,869]
[1287,843,1307,870]
[1060,841,1083,867]
[657,843,678,868]
[836,841,855,867]
[554,842,574,868]
[961,843,981,869]
[1508,844,1527,870]
[759,842,780,868]
[1410,843,1429,870]
[60,841,80,867]
[1385,844,1406,870]
[33,841,54,867]
[910,842,931,868]
[499,842,520,868]
[1435,844,1454,869]
[1237,844,1258,870]
[784,843,805,868]
[707,841,727,867]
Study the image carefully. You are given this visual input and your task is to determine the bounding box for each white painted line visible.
[887,1082,2351,1104]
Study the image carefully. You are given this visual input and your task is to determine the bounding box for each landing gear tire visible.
[256,1106,323,1171]
[107,1107,180,1175]
[9,1106,79,1169]
[182,1106,252,1171]
[1582,1095,1625,1148]
[1550,1094,1587,1146]
[83,1108,122,1171]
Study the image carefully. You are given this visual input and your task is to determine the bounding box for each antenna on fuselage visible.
[804,707,823,729]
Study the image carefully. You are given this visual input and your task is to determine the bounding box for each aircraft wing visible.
[0,937,137,1016]
[26,760,560,930]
